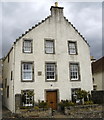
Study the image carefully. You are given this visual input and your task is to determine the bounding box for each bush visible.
[84,101,93,105]
[34,106,39,110]
[76,89,88,100]
[58,100,75,111]
[20,106,32,109]
[38,101,48,109]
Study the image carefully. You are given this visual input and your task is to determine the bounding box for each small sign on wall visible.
[38,71,42,76]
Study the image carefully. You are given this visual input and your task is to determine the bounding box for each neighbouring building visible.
[92,56,104,90]
[0,59,3,94]
[3,3,93,113]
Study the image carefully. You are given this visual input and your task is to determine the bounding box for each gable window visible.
[45,63,57,81]
[45,40,55,54]
[70,63,80,81]
[21,62,34,82]
[11,71,13,80]
[68,41,77,55]
[21,90,34,107]
[7,86,9,98]
[23,40,32,53]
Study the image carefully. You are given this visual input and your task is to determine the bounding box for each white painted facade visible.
[93,72,103,90]
[3,5,93,112]
[92,57,104,90]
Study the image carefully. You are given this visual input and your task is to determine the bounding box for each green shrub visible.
[20,106,32,109]
[38,101,48,108]
[76,89,88,100]
[58,100,75,111]
[34,106,39,110]
[84,101,93,105]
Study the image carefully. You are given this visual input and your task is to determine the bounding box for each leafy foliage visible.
[38,101,48,108]
[76,89,88,100]
[58,100,75,111]
[84,101,93,105]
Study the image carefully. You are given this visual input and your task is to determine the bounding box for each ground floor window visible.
[71,88,81,103]
[21,90,34,107]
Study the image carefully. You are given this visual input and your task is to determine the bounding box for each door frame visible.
[44,89,59,109]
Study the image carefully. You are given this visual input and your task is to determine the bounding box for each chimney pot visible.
[55,2,58,7]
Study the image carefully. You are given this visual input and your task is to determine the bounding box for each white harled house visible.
[3,3,93,112]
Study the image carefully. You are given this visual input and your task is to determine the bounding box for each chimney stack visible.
[50,2,64,17]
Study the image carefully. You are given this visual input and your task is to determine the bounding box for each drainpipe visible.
[13,44,15,113]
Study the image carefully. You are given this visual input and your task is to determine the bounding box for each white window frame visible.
[45,40,55,54]
[45,63,57,81]
[70,63,80,81]
[23,40,32,53]
[22,62,34,82]
[22,90,34,107]
[68,41,77,55]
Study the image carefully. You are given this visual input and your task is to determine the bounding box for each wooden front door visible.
[46,91,57,110]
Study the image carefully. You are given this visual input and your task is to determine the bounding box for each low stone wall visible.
[65,104,103,118]
[16,108,52,118]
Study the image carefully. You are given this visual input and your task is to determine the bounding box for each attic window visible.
[23,40,32,53]
[68,41,77,55]
[45,40,55,54]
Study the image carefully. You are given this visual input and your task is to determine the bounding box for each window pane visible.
[70,63,79,80]
[23,40,32,53]
[22,63,33,81]
[45,40,54,53]
[68,42,77,54]
[46,63,56,80]
[22,90,34,107]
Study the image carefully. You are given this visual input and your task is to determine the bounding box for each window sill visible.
[70,79,81,82]
[45,80,57,82]
[23,52,33,54]
[45,53,55,54]
[69,53,78,55]
[21,80,34,82]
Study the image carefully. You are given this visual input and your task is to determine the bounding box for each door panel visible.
[46,91,57,109]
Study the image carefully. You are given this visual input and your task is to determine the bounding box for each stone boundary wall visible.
[65,104,104,118]
[18,108,52,118]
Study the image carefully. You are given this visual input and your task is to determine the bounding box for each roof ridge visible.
[64,16,90,47]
